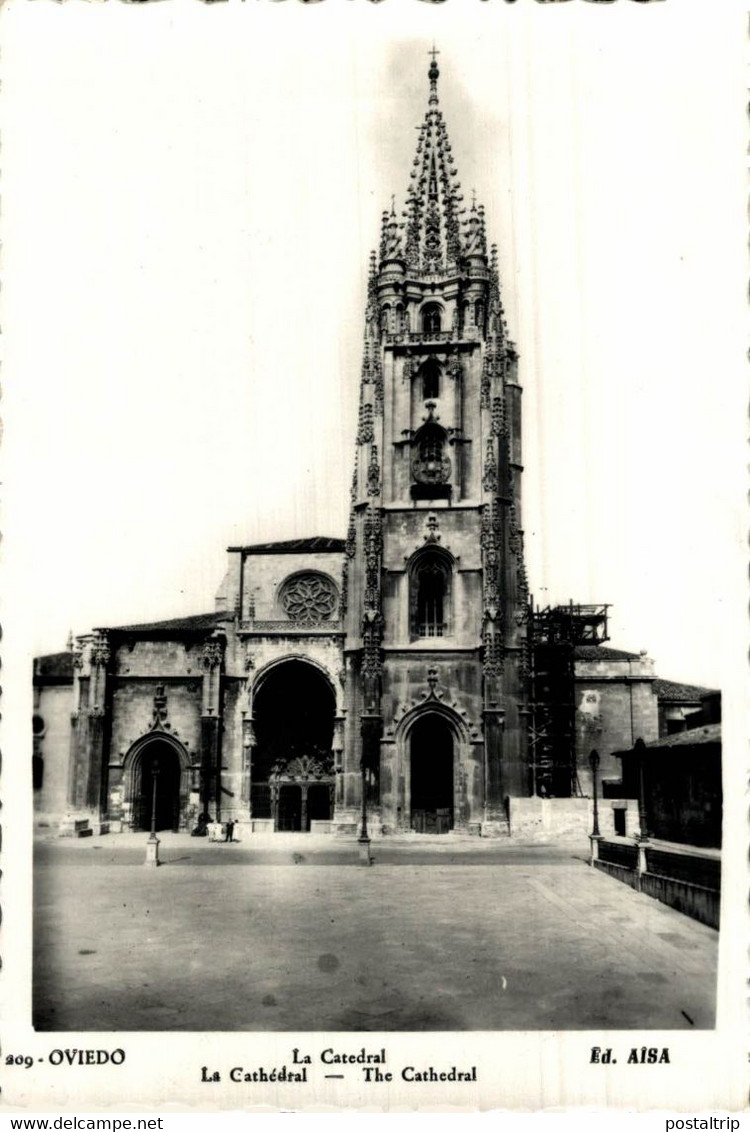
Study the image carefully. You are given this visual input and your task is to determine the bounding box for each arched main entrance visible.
[251,660,336,831]
[131,738,183,832]
[410,714,454,834]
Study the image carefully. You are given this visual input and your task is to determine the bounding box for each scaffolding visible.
[528,601,610,797]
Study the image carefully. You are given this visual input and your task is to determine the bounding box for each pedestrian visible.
[224,819,235,843]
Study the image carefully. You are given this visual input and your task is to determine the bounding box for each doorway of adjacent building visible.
[134,740,182,832]
[410,715,454,834]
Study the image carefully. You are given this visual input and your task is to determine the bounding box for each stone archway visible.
[127,735,187,832]
[251,659,336,831]
[409,713,455,834]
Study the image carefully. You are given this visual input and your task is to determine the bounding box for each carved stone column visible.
[332,716,345,810]
[200,637,225,820]
[300,784,308,833]
[482,705,506,832]
[241,714,256,808]
[86,632,111,816]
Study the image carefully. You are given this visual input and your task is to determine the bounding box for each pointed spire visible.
[378,57,494,277]
[394,52,468,275]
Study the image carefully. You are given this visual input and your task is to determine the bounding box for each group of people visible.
[191,814,236,842]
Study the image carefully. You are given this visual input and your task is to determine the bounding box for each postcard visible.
[1,0,746,1114]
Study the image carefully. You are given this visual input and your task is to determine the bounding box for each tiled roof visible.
[653,678,716,703]
[33,651,75,682]
[643,723,721,751]
[574,645,641,662]
[227,536,345,555]
[614,722,721,758]
[106,611,233,634]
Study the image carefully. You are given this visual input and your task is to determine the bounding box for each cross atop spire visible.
[428,44,440,105]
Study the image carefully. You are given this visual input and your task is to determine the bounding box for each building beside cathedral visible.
[33,59,717,842]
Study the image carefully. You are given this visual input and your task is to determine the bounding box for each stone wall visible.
[575,654,659,791]
[109,679,203,763]
[242,552,344,623]
[508,796,640,847]
[34,683,74,820]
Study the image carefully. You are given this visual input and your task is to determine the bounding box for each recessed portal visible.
[134,740,182,832]
[410,715,454,834]
[251,660,336,832]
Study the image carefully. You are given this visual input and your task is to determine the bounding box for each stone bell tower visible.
[339,53,529,837]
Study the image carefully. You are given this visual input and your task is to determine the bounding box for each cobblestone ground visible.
[33,834,718,1032]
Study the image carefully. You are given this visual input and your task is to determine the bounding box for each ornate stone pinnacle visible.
[428,46,440,105]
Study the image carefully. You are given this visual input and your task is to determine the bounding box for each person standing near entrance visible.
[224,819,235,843]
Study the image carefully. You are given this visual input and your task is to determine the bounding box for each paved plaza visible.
[33,834,718,1032]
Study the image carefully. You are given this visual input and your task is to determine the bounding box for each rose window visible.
[280,573,338,623]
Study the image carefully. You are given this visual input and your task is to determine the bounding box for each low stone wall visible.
[593,839,720,930]
[507,797,591,846]
[507,796,639,845]
[594,858,639,891]
[639,873,719,930]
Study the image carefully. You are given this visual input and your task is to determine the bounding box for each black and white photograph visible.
[2,0,745,1113]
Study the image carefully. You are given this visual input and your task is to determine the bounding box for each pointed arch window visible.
[379,304,391,335]
[419,357,441,400]
[410,550,453,639]
[475,301,485,332]
[422,303,442,336]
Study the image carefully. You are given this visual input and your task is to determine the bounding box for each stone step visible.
[480,819,511,838]
[58,816,92,838]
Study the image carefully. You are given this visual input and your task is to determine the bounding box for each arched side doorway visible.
[128,736,185,832]
[409,714,454,834]
[251,660,336,831]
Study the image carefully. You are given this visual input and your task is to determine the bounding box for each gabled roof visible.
[105,611,233,635]
[574,645,641,662]
[653,678,716,703]
[227,536,345,555]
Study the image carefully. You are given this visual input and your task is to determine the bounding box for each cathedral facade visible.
[35,59,694,841]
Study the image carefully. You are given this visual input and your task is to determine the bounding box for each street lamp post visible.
[358,758,372,866]
[588,748,601,865]
[145,758,161,867]
[634,736,649,890]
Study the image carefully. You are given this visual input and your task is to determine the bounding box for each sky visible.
[2,0,745,692]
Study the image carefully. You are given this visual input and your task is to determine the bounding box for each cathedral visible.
[33,57,713,842]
